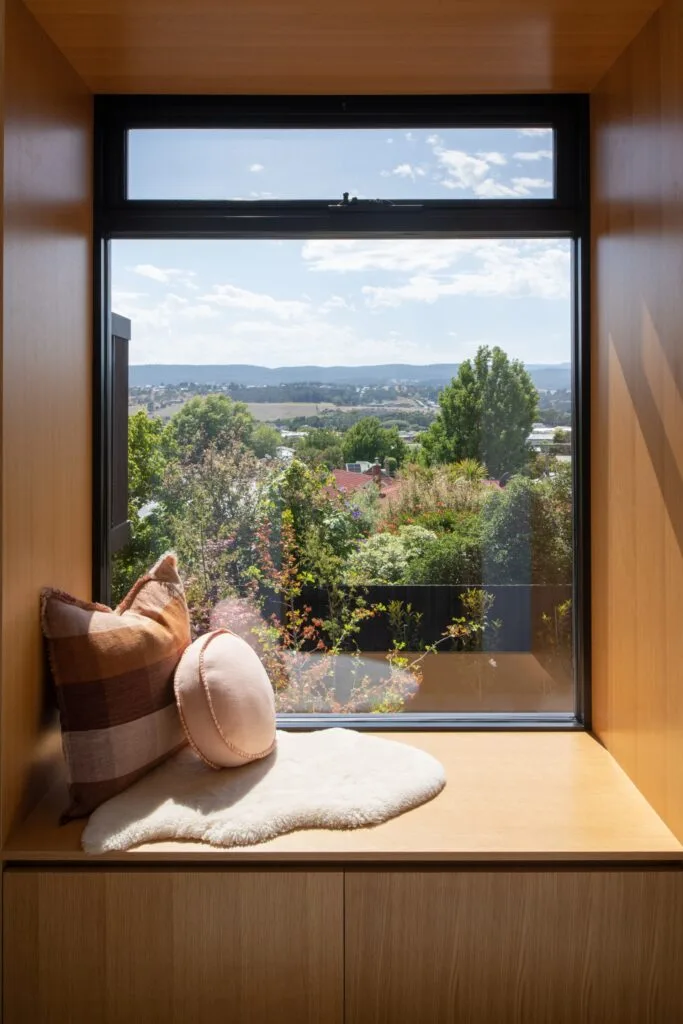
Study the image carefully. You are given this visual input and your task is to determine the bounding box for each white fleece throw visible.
[82,728,446,854]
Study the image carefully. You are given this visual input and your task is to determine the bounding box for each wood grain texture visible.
[3,870,343,1024]
[1,0,92,845]
[591,0,683,843]
[21,0,661,94]
[346,870,683,1024]
[4,732,682,861]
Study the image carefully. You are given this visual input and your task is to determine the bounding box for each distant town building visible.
[527,424,572,451]
[279,429,309,440]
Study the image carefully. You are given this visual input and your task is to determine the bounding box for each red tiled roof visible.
[329,470,377,493]
[327,468,403,499]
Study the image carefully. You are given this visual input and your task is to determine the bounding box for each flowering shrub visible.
[345,525,438,585]
[380,463,487,537]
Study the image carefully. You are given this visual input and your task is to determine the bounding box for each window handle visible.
[328,192,423,209]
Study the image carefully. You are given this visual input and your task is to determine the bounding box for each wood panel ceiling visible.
[22,0,662,95]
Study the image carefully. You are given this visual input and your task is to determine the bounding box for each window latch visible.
[328,192,423,209]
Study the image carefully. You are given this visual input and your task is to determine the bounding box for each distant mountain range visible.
[130,363,572,392]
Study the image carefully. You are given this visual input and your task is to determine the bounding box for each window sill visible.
[4,732,682,864]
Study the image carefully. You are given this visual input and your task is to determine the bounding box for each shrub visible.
[345,525,438,585]
[379,463,488,535]
[480,467,572,584]
[409,533,483,585]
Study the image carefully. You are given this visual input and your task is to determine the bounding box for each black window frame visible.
[94,93,590,731]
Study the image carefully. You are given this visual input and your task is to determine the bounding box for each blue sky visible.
[114,126,570,367]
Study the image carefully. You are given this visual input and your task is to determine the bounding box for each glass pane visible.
[112,235,573,716]
[127,127,555,201]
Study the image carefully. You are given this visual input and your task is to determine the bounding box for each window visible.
[96,96,589,728]
[127,126,555,200]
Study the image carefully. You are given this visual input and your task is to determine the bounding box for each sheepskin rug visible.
[82,728,446,854]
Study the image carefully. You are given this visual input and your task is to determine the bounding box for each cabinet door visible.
[345,870,683,1024]
[3,869,343,1024]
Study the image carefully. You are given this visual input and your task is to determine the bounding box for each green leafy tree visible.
[421,346,538,477]
[128,410,167,508]
[166,394,277,463]
[410,533,483,585]
[296,428,345,470]
[552,427,572,457]
[162,440,268,620]
[342,416,407,467]
[479,466,572,584]
[251,421,281,459]
[112,411,170,603]
[260,459,367,587]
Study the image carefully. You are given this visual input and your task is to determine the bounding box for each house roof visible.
[328,468,402,500]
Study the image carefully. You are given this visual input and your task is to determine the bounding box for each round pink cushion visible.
[174,629,276,769]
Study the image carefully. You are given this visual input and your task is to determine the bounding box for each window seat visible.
[4,732,682,863]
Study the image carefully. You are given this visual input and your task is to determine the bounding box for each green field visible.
[246,402,334,422]
[129,397,419,423]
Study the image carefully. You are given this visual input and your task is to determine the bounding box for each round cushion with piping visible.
[174,629,276,769]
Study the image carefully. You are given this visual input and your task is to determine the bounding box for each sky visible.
[113,126,571,367]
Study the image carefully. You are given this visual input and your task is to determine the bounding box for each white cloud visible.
[303,238,476,274]
[249,163,264,172]
[113,290,219,334]
[431,148,491,190]
[130,264,197,286]
[405,132,415,142]
[477,151,507,166]
[321,294,354,313]
[380,163,426,180]
[202,283,311,320]
[426,138,521,197]
[302,238,570,305]
[359,240,570,307]
[112,290,147,302]
[224,317,426,366]
[514,149,553,162]
[517,128,552,137]
[386,137,394,144]
[474,179,523,198]
[511,177,552,194]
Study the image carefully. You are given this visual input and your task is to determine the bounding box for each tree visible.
[296,428,345,470]
[479,466,573,585]
[420,346,538,478]
[112,411,170,603]
[166,394,275,463]
[251,421,281,459]
[128,410,167,510]
[162,441,268,618]
[342,417,407,467]
[552,427,572,457]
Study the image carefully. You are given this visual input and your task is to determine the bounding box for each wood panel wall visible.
[591,0,683,841]
[4,870,344,1024]
[346,870,683,1023]
[1,0,92,844]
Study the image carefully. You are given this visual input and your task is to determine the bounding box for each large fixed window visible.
[95,96,589,728]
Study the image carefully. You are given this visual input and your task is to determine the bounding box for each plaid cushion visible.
[41,552,191,820]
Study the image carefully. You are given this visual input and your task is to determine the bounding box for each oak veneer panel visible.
[1,0,92,843]
[591,0,683,842]
[3,870,343,1024]
[22,0,661,94]
[346,870,683,1024]
[5,733,682,861]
